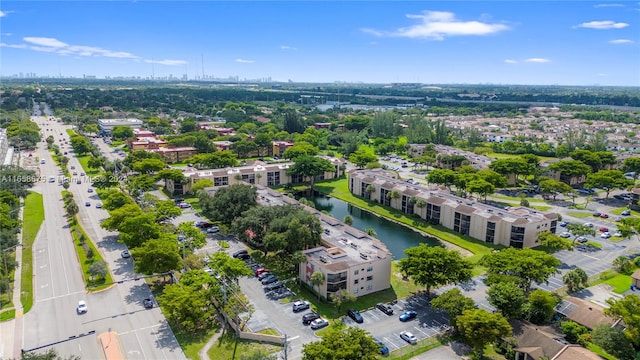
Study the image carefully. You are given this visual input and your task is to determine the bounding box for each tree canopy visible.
[480,248,560,293]
[399,244,472,294]
[198,184,257,225]
[302,326,380,360]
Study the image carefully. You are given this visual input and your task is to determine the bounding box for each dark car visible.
[592,212,601,217]
[143,298,154,309]
[264,281,284,291]
[302,312,320,325]
[257,272,272,280]
[232,250,249,258]
[376,302,394,315]
[347,309,364,323]
[237,253,251,261]
[261,275,279,285]
[399,310,418,322]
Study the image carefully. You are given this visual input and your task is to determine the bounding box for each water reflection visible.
[304,194,440,259]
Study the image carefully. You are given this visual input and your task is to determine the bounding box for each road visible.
[17,116,185,359]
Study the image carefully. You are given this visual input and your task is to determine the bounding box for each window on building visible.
[242,173,256,184]
[367,266,373,272]
[267,171,280,186]
[510,226,525,248]
[354,279,359,284]
[214,176,229,186]
[366,275,373,281]
[486,221,496,244]
[354,269,359,275]
[366,284,372,291]
[353,288,358,294]
[401,195,414,215]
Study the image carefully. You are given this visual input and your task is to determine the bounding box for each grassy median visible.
[21,191,45,314]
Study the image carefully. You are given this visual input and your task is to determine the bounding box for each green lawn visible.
[485,152,556,163]
[491,194,545,203]
[174,327,218,360]
[67,211,113,291]
[592,268,635,294]
[567,212,591,218]
[207,328,281,360]
[314,178,500,265]
[21,191,44,314]
[76,155,99,176]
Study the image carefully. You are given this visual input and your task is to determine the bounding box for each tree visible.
[364,227,377,237]
[349,147,377,169]
[190,179,214,195]
[45,135,55,146]
[538,179,573,200]
[69,135,91,155]
[118,213,161,248]
[92,172,120,189]
[537,232,574,251]
[153,200,182,223]
[563,267,588,293]
[111,126,134,140]
[62,181,70,190]
[199,184,257,225]
[177,222,207,250]
[477,169,508,189]
[560,320,589,344]
[132,158,166,174]
[480,248,561,293]
[547,160,591,184]
[102,190,134,211]
[591,324,636,360]
[524,289,560,324]
[331,289,356,312]
[208,251,253,283]
[131,237,182,275]
[466,179,495,202]
[430,288,476,327]
[283,108,305,134]
[456,309,512,359]
[282,142,319,160]
[399,244,472,294]
[0,165,37,198]
[186,151,238,169]
[566,223,596,243]
[488,158,530,184]
[605,294,640,346]
[89,261,108,279]
[621,157,640,181]
[287,155,335,189]
[585,170,633,202]
[426,168,456,190]
[487,282,526,319]
[612,255,633,273]
[310,271,325,300]
[343,215,353,225]
[302,326,380,360]
[20,348,81,360]
[87,156,104,171]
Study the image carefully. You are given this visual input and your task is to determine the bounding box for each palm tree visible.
[65,201,79,217]
[365,227,377,237]
[415,199,427,218]
[562,268,588,293]
[310,271,325,300]
[364,185,375,200]
[387,190,401,207]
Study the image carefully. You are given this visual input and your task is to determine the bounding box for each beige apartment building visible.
[349,169,559,248]
[166,156,347,195]
[253,187,392,300]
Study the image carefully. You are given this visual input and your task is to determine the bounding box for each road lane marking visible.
[37,290,86,302]
[287,336,300,342]
[119,324,163,336]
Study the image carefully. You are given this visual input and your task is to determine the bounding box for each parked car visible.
[559,221,568,227]
[292,300,310,312]
[373,338,389,355]
[559,232,571,238]
[121,250,131,258]
[599,227,609,233]
[592,212,601,217]
[347,309,364,323]
[264,281,284,291]
[143,298,154,309]
[206,226,220,234]
[254,267,270,276]
[399,331,417,344]
[576,236,588,243]
[376,302,394,315]
[261,275,279,285]
[613,232,623,237]
[310,318,329,330]
[77,300,88,314]
[257,272,272,280]
[584,222,594,228]
[178,202,191,209]
[622,210,631,216]
[399,310,418,322]
[302,312,320,325]
[601,232,611,239]
[199,222,215,229]
[600,213,609,219]
[233,250,249,258]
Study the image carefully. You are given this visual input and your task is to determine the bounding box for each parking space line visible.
[413,326,429,336]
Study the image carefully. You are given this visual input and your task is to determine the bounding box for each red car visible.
[599,227,609,232]
[600,213,609,219]
[254,268,270,276]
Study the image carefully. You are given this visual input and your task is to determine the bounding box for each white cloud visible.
[144,59,188,65]
[576,20,629,29]
[609,39,633,44]
[594,3,624,7]
[24,37,68,48]
[2,36,186,65]
[0,11,9,17]
[280,45,297,50]
[504,59,518,64]
[235,58,255,63]
[525,58,551,63]
[362,10,509,40]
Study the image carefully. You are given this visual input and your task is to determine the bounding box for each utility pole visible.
[283,334,288,360]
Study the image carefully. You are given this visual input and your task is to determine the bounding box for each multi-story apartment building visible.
[166,156,347,195]
[154,146,198,164]
[349,169,559,248]
[252,186,392,300]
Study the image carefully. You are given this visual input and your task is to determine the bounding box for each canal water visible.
[305,194,441,259]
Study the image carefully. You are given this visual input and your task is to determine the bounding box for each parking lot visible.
[343,293,450,352]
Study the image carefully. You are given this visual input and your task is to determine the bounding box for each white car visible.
[400,331,417,344]
[559,232,571,238]
[601,232,611,239]
[310,318,329,330]
[584,222,594,228]
[613,232,623,237]
[77,300,88,314]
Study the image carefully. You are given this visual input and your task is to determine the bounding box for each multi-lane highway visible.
[16,116,185,359]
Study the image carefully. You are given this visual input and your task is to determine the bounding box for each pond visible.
[304,194,441,259]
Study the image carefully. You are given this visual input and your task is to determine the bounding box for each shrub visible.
[560,321,588,344]
[591,324,635,360]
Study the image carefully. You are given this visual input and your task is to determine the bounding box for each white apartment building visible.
[349,169,559,248]
[254,187,392,300]
[98,118,143,134]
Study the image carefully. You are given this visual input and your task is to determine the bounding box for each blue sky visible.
[1,1,639,86]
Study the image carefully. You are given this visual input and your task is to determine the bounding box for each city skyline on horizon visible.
[1,1,639,86]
